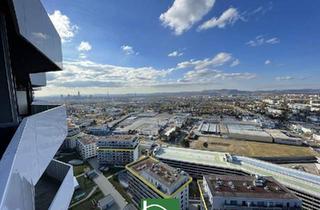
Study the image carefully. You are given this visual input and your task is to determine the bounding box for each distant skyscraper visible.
[0,0,74,209]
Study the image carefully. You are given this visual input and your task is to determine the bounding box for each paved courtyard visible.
[88,158,128,210]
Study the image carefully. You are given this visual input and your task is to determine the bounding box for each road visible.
[88,158,128,210]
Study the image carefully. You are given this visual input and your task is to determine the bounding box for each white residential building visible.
[76,134,98,160]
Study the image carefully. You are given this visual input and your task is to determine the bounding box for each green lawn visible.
[70,189,104,210]
[57,152,81,162]
[56,152,91,176]
[76,176,96,195]
[192,136,318,157]
[70,175,97,205]
[73,164,91,176]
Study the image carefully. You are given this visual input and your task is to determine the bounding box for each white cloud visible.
[230,59,240,67]
[168,50,184,57]
[49,10,78,42]
[276,76,294,81]
[247,2,273,17]
[47,51,253,89]
[176,52,233,70]
[174,52,253,84]
[265,37,280,44]
[121,45,138,55]
[180,69,256,83]
[48,60,168,88]
[198,7,241,30]
[246,35,280,47]
[159,0,215,35]
[78,41,92,52]
[265,60,271,65]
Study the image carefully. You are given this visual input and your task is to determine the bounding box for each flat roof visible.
[203,174,298,199]
[101,135,136,141]
[131,157,187,188]
[265,129,302,141]
[126,157,191,197]
[78,134,98,145]
[227,124,271,137]
[155,146,320,197]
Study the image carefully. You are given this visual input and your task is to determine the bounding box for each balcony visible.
[0,105,71,210]
[35,159,74,210]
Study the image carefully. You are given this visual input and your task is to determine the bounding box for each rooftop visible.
[127,157,190,196]
[265,129,302,141]
[78,134,98,145]
[155,146,320,197]
[102,135,137,142]
[203,174,298,199]
[227,124,271,138]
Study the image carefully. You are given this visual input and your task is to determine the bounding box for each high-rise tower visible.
[0,0,74,209]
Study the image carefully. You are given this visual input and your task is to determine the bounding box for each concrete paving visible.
[88,158,128,210]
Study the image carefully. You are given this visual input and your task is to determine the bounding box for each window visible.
[230,200,237,205]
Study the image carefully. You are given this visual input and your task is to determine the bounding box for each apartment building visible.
[76,134,98,160]
[97,135,139,167]
[63,123,81,149]
[126,156,192,209]
[198,174,302,210]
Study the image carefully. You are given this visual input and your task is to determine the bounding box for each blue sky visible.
[38,0,320,96]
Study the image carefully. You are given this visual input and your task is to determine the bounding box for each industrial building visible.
[198,120,304,146]
[198,174,302,210]
[265,129,303,146]
[226,124,273,143]
[126,156,192,209]
[76,134,98,160]
[0,0,74,209]
[155,146,320,210]
[198,122,221,135]
[114,113,187,137]
[97,135,139,167]
[115,114,168,136]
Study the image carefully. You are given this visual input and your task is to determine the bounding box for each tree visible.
[181,139,190,148]
[203,142,208,148]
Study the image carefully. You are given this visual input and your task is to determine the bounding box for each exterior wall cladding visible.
[0,0,73,209]
[0,106,74,210]
[98,148,139,166]
[158,158,320,210]
[97,135,139,167]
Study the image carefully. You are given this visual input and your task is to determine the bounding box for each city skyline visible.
[1,1,319,210]
[38,0,320,96]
